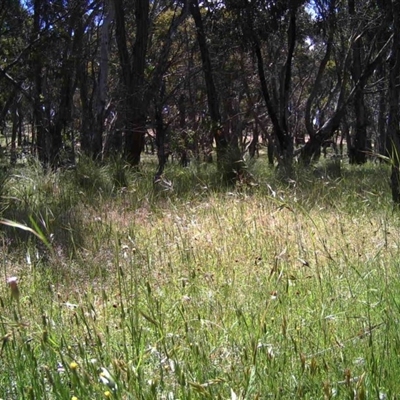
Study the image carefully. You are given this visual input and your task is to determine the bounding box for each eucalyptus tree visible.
[190,0,247,182]
[298,0,337,162]
[345,0,393,164]
[28,0,101,167]
[347,0,367,164]
[225,0,308,170]
[77,0,112,160]
[299,0,392,164]
[0,0,32,162]
[113,0,189,166]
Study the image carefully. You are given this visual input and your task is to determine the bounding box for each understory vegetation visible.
[1,158,400,399]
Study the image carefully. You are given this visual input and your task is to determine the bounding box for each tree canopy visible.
[0,0,399,197]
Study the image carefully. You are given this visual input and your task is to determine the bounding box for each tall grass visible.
[1,157,399,399]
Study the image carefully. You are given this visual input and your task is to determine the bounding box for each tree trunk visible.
[348,0,367,164]
[155,81,168,179]
[278,2,297,164]
[124,113,147,166]
[93,0,114,159]
[50,7,84,168]
[250,2,297,169]
[125,0,149,165]
[32,0,48,166]
[386,2,400,204]
[190,0,242,183]
[178,93,189,167]
[254,41,290,165]
[114,0,148,165]
[376,62,387,158]
[189,0,221,147]
[248,126,259,159]
[300,105,348,165]
[114,0,187,166]
[10,102,18,165]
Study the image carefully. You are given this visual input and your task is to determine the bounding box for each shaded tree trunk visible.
[178,93,189,167]
[93,0,114,159]
[114,0,149,165]
[376,62,387,158]
[348,0,367,164]
[155,81,168,179]
[50,4,85,167]
[10,101,18,165]
[386,2,400,203]
[30,0,87,168]
[114,0,187,166]
[250,2,298,170]
[32,0,48,165]
[190,0,242,183]
[248,125,259,159]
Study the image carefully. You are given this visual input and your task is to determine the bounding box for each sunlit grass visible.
[1,158,400,398]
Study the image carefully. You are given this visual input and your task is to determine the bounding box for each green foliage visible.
[0,165,11,216]
[72,156,120,196]
[1,158,83,257]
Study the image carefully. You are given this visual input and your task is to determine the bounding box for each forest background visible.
[1,0,400,398]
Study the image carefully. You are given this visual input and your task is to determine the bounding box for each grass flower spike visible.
[7,277,20,302]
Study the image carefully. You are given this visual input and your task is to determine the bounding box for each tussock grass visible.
[1,159,400,399]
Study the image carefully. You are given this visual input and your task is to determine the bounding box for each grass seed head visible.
[7,276,20,301]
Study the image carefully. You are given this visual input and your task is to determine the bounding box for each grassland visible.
[1,157,400,399]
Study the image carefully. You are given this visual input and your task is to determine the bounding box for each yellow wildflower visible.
[70,361,78,371]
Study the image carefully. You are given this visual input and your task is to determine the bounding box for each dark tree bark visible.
[178,93,189,167]
[190,0,243,183]
[376,62,387,158]
[248,1,298,169]
[10,100,18,165]
[114,0,188,166]
[32,0,48,165]
[278,1,297,160]
[348,0,368,164]
[385,2,400,204]
[78,0,107,160]
[113,0,149,165]
[154,81,168,179]
[93,0,114,159]
[29,0,88,168]
[0,91,17,128]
